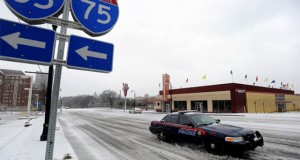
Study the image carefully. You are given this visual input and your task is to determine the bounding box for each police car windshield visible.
[190,114,216,126]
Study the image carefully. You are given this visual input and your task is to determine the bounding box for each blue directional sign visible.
[71,0,119,36]
[4,0,64,23]
[0,19,56,65]
[67,35,114,72]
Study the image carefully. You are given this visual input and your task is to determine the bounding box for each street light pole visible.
[24,76,33,127]
[35,94,39,113]
[131,90,135,108]
[170,82,172,113]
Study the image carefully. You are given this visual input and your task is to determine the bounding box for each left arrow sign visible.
[1,32,46,49]
[0,19,56,65]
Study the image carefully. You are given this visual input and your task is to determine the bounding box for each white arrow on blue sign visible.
[4,0,64,24]
[71,0,119,36]
[67,35,114,73]
[0,19,56,65]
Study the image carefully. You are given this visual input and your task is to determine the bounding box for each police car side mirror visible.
[216,119,220,123]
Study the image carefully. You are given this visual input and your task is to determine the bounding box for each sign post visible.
[45,0,70,159]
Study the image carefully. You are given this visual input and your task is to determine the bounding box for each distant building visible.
[155,83,300,113]
[0,69,32,111]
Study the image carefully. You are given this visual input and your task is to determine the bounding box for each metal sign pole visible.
[45,0,70,159]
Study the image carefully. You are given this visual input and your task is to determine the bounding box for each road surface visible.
[58,109,300,160]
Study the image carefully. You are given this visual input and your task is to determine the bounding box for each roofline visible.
[159,83,294,95]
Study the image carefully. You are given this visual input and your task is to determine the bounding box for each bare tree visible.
[100,90,118,108]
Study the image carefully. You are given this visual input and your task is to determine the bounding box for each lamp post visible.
[170,82,172,113]
[131,90,136,108]
[24,76,33,127]
[59,89,62,111]
[35,94,39,113]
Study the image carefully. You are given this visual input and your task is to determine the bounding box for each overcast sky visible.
[1,0,299,97]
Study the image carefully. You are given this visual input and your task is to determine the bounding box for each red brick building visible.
[0,69,32,111]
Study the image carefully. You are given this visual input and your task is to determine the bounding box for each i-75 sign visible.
[71,0,119,37]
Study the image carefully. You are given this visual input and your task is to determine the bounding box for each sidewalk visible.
[0,112,77,160]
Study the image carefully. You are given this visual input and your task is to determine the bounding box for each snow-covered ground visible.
[1,109,300,160]
[0,111,77,160]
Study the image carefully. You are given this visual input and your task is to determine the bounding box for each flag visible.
[186,78,188,83]
[245,74,247,79]
[264,78,268,83]
[271,80,275,83]
[202,74,206,80]
[256,76,258,82]
[159,83,161,87]
[230,70,233,75]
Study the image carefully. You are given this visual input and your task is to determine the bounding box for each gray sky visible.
[1,0,300,97]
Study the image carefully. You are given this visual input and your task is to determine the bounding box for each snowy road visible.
[58,109,300,160]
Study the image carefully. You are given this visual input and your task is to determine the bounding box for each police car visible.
[149,111,264,153]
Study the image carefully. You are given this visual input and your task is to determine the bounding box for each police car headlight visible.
[225,137,244,142]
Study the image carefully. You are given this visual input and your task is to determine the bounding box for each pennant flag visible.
[256,76,258,82]
[230,70,233,75]
[245,74,247,79]
[271,80,275,83]
[281,82,283,86]
[159,83,161,87]
[264,78,268,83]
[186,78,188,83]
[202,74,206,80]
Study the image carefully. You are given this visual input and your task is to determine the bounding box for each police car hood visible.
[200,123,253,136]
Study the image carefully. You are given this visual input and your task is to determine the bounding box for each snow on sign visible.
[4,0,64,24]
[71,0,119,36]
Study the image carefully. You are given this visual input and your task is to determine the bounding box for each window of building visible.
[213,100,231,113]
[174,101,187,111]
[191,101,208,112]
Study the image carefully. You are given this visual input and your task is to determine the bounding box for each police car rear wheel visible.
[157,130,167,141]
